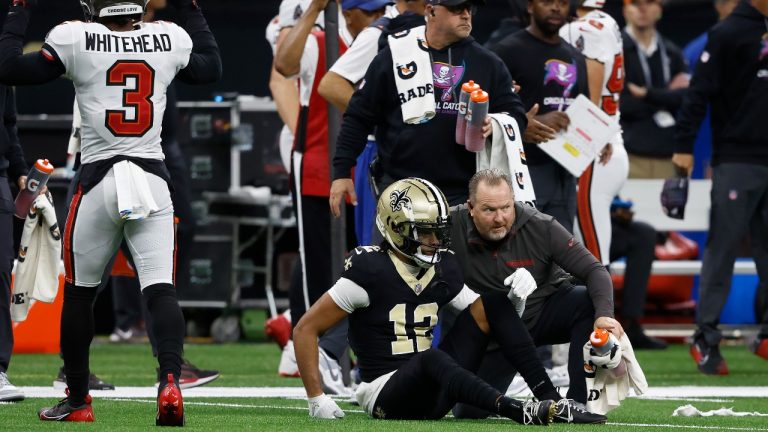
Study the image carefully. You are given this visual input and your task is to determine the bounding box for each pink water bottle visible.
[465,90,489,152]
[14,159,54,219]
[455,80,481,145]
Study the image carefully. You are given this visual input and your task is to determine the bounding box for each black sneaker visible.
[553,399,607,424]
[53,368,116,390]
[155,359,220,390]
[690,337,728,375]
[522,399,556,425]
[39,394,94,422]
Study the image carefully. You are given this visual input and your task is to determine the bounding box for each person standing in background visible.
[620,0,688,179]
[0,83,27,403]
[682,0,739,179]
[673,0,768,374]
[490,0,590,233]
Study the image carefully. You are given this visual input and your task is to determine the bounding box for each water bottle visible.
[455,80,481,145]
[465,90,489,152]
[590,328,627,377]
[14,159,54,219]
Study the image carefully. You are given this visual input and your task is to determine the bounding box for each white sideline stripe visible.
[104,397,367,414]
[606,422,768,431]
[18,385,768,399]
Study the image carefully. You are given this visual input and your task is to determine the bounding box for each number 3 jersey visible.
[328,246,477,383]
[44,21,193,164]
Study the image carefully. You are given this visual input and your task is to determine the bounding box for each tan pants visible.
[628,153,677,179]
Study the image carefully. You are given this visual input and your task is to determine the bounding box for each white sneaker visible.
[318,348,350,396]
[109,327,133,343]
[0,372,24,402]
[278,340,300,377]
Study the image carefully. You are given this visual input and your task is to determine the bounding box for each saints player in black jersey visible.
[294,177,565,424]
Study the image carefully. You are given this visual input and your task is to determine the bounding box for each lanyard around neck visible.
[635,34,670,88]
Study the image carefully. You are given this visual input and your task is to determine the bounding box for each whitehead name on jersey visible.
[44,21,193,164]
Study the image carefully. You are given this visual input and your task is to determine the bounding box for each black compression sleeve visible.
[0,6,65,85]
[175,4,222,84]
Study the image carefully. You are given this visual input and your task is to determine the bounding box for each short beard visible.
[533,16,562,37]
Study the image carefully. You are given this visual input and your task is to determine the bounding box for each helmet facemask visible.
[376,178,452,269]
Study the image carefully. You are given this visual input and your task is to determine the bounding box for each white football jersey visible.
[560,10,624,117]
[45,21,192,164]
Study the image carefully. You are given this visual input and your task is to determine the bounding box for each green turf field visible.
[2,343,767,431]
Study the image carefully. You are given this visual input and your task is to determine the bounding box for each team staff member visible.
[490,0,590,233]
[673,0,768,375]
[330,0,528,211]
[451,169,622,407]
[0,83,26,403]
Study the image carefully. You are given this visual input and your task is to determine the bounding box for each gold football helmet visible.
[376,178,451,268]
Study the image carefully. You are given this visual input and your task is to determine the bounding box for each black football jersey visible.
[341,246,464,383]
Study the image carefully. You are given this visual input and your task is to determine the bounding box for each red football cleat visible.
[156,374,184,427]
[39,393,94,422]
[690,338,729,375]
[265,313,292,349]
[750,338,768,361]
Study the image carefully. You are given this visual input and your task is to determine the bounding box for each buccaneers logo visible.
[397,61,417,80]
[389,187,412,212]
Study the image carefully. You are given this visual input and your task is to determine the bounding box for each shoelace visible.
[0,372,10,386]
[522,400,545,425]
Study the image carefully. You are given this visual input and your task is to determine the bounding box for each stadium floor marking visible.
[104,398,768,430]
[19,385,768,399]
[104,397,367,414]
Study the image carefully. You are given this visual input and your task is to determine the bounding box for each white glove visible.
[504,268,537,300]
[308,394,345,419]
[583,333,623,370]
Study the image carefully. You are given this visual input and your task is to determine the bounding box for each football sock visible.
[417,349,508,417]
[61,283,97,406]
[142,283,184,389]
[481,292,561,401]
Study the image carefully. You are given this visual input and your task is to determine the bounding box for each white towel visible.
[11,193,62,322]
[114,160,159,220]
[388,25,435,124]
[585,333,648,414]
[476,113,537,205]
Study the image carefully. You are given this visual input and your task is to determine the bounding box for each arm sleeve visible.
[674,31,721,154]
[3,87,27,182]
[328,277,371,313]
[547,219,614,319]
[332,48,391,180]
[444,285,480,315]
[175,5,222,85]
[0,8,65,85]
[489,53,528,132]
